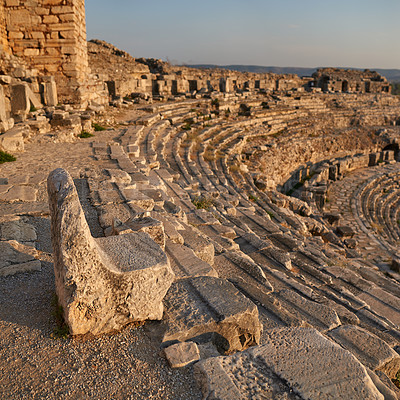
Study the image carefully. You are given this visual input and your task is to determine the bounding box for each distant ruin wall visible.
[3,0,95,104]
[0,0,9,52]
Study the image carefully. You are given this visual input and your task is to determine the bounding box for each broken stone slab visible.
[138,188,165,206]
[222,250,270,286]
[40,76,58,107]
[0,185,37,202]
[260,246,292,270]
[357,287,400,327]
[162,276,261,353]
[120,188,155,210]
[277,289,341,331]
[164,341,200,368]
[328,325,400,378]
[367,369,398,400]
[47,168,174,335]
[106,216,166,249]
[0,85,14,133]
[0,126,25,153]
[336,225,355,238]
[195,327,385,400]
[166,241,218,278]
[11,83,30,120]
[106,168,132,184]
[391,257,400,272]
[0,259,42,277]
[178,222,215,265]
[154,214,184,245]
[0,218,37,242]
[0,241,41,277]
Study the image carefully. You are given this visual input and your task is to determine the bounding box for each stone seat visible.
[47,168,174,336]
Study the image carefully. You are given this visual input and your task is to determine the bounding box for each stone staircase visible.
[74,92,400,398]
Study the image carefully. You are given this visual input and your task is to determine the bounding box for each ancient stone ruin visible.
[47,168,174,335]
[1,1,400,399]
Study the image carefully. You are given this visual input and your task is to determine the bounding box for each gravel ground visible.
[0,113,202,399]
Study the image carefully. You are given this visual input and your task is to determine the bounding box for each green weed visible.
[92,123,106,131]
[79,131,94,138]
[51,294,69,339]
[0,150,16,164]
[192,195,215,210]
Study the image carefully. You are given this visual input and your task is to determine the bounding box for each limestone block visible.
[164,342,200,368]
[42,15,60,24]
[328,325,400,378]
[0,218,37,242]
[0,127,24,152]
[11,84,30,118]
[40,76,58,107]
[163,276,261,353]
[195,327,385,400]
[47,168,175,335]
[0,241,41,277]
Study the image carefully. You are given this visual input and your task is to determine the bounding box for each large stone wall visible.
[312,68,391,94]
[0,0,9,52]
[3,0,90,104]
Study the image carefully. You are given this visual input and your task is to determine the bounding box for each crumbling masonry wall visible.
[2,0,105,105]
[0,1,9,52]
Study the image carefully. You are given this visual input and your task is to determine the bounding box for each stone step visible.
[166,241,218,278]
[162,276,261,353]
[328,325,400,379]
[195,327,388,400]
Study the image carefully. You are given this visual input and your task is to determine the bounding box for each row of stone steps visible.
[84,95,400,398]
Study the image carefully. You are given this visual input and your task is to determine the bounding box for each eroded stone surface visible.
[0,240,40,277]
[328,325,400,378]
[0,185,37,202]
[0,218,37,242]
[47,168,174,335]
[195,327,385,400]
[164,342,200,368]
[162,276,261,353]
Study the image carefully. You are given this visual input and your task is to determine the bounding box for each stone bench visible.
[47,168,174,336]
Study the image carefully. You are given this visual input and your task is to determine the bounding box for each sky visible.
[85,0,400,70]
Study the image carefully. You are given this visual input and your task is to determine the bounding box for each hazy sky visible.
[86,0,400,69]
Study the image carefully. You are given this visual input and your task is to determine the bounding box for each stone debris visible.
[47,168,174,335]
[164,341,200,368]
[0,240,41,277]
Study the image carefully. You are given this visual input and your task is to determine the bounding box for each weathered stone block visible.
[11,84,30,118]
[162,276,261,353]
[47,168,175,336]
[0,126,25,152]
[195,327,385,400]
[40,76,58,106]
[164,342,200,368]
